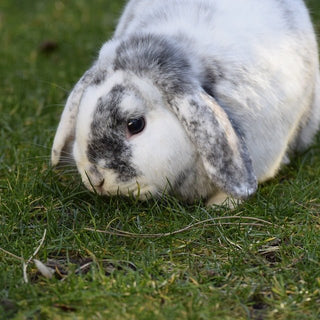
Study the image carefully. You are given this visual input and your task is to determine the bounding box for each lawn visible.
[1,1,320,319]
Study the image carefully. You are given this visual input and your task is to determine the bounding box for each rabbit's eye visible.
[127,117,145,135]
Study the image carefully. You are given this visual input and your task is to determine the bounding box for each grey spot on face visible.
[113,34,195,97]
[87,84,138,182]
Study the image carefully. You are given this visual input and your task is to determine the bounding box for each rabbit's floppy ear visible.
[51,65,97,166]
[170,91,257,199]
[51,40,119,166]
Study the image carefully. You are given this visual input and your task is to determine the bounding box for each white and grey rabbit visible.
[51,0,320,206]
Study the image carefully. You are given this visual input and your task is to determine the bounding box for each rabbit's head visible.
[51,36,257,202]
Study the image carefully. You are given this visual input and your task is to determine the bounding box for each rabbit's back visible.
[116,0,315,41]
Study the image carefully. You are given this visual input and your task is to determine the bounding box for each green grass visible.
[1,1,320,319]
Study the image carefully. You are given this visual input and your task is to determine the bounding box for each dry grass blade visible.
[85,216,273,239]
[0,247,25,262]
[1,230,47,283]
[60,258,137,281]
[23,229,47,283]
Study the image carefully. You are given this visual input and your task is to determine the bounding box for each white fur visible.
[115,0,319,182]
[52,0,320,205]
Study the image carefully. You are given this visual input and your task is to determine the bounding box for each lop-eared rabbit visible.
[52,0,320,206]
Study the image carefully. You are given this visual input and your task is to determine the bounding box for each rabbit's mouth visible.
[113,183,158,200]
[83,178,158,200]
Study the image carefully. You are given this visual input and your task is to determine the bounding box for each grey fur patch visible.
[89,165,102,177]
[173,171,188,191]
[92,69,107,86]
[172,96,257,198]
[172,168,197,198]
[68,65,98,112]
[87,84,138,182]
[277,0,297,31]
[113,34,195,96]
[201,63,225,98]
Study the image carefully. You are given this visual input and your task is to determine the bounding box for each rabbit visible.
[51,0,320,206]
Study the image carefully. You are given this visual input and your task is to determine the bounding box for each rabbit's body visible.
[52,0,320,205]
[116,0,320,179]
